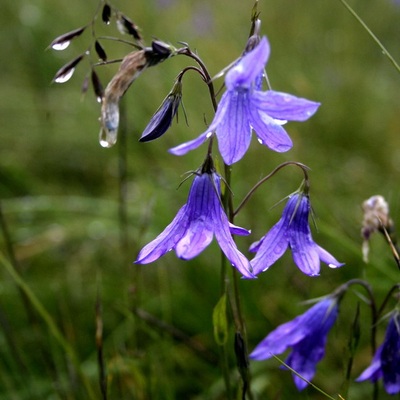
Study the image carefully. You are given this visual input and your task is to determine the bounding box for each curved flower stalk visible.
[356,310,400,395]
[249,192,343,276]
[169,36,320,165]
[250,297,340,391]
[135,159,254,279]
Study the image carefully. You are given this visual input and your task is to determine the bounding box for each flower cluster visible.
[136,37,339,281]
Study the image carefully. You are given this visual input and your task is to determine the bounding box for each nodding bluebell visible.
[99,40,174,148]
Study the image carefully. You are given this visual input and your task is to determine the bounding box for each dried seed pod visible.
[91,69,104,102]
[116,14,142,41]
[100,50,147,147]
[102,3,111,24]
[52,54,85,83]
[99,44,174,147]
[95,40,107,61]
[49,26,86,51]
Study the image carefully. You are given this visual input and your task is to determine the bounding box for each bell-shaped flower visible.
[140,79,182,142]
[250,297,339,391]
[135,162,254,279]
[250,192,343,276]
[356,311,400,395]
[169,36,320,165]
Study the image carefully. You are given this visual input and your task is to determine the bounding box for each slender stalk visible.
[118,102,129,265]
[234,161,310,217]
[339,0,400,74]
[0,202,36,323]
[96,283,108,400]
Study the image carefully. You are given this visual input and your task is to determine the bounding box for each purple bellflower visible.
[135,159,254,279]
[249,192,343,276]
[169,36,320,165]
[356,311,400,395]
[250,297,339,391]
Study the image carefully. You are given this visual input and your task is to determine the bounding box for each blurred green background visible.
[0,0,399,398]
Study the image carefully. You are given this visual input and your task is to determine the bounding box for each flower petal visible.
[168,131,210,156]
[249,105,293,153]
[250,316,308,360]
[135,206,189,264]
[225,36,270,89]
[250,298,337,361]
[213,209,254,279]
[168,91,230,156]
[381,314,400,394]
[216,91,252,165]
[253,90,320,122]
[250,221,289,275]
[291,242,321,276]
[229,222,251,236]
[315,245,344,269]
[175,219,214,259]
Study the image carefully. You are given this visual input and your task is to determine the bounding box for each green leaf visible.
[212,294,228,346]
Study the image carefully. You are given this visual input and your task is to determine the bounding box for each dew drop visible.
[257,138,263,144]
[55,68,75,83]
[99,128,117,148]
[273,118,287,126]
[52,41,70,50]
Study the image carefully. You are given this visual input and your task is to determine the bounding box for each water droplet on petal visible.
[54,68,75,83]
[257,138,263,144]
[52,41,70,50]
[99,128,117,148]
[273,118,287,126]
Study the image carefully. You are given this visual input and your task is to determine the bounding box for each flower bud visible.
[139,79,182,142]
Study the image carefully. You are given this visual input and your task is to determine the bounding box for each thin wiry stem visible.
[96,282,108,400]
[339,0,400,74]
[234,161,310,217]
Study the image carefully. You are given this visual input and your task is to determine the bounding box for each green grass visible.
[1,0,400,398]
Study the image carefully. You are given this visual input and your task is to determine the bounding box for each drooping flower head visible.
[250,296,340,391]
[356,311,400,395]
[169,36,320,165]
[250,192,343,276]
[135,156,254,278]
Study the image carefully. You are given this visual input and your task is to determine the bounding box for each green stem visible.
[339,0,400,74]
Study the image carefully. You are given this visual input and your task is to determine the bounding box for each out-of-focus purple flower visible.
[250,297,339,391]
[135,162,254,278]
[169,36,320,165]
[140,80,182,142]
[249,192,343,276]
[356,311,400,395]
